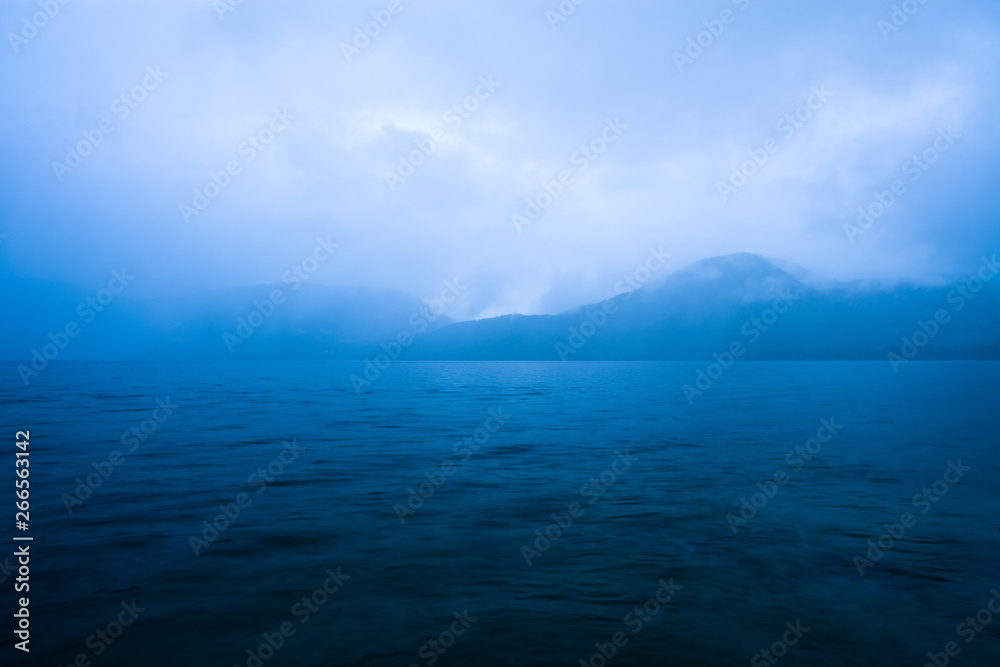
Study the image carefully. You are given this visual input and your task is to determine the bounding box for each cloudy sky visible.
[1,0,998,318]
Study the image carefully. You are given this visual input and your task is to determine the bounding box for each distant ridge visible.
[4,254,998,361]
[406,253,1000,361]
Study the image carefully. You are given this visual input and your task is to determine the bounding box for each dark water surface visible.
[1,361,998,666]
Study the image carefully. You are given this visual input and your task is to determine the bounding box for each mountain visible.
[406,253,1000,361]
[2,277,451,361]
[4,253,998,362]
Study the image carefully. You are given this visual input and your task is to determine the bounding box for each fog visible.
[2,0,998,319]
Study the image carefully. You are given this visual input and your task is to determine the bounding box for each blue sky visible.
[1,0,998,317]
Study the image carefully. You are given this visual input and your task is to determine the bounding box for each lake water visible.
[2,361,998,666]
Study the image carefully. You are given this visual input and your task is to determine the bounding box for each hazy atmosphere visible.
[3,0,999,318]
[3,3,1000,666]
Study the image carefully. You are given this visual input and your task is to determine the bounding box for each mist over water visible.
[3,1,1000,665]
[3,0,1000,314]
